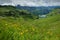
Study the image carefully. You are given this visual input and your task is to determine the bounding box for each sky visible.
[0,0,60,6]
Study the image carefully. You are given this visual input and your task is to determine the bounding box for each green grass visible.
[0,14,60,40]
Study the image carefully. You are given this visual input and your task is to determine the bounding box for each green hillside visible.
[0,6,60,40]
[0,5,35,19]
[47,8,60,16]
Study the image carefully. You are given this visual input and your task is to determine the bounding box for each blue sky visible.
[0,0,60,6]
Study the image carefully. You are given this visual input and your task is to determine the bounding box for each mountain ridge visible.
[16,5,60,15]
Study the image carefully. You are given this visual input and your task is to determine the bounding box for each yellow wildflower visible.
[47,31,53,35]
[12,23,18,27]
[20,32,24,35]
[32,28,35,31]
[5,24,8,25]
[25,29,28,32]
[32,27,35,31]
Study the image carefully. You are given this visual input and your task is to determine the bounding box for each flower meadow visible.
[0,15,60,40]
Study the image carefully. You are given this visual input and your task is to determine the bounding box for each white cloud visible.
[0,0,60,6]
[1,3,15,6]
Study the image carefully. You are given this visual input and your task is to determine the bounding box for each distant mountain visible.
[16,5,60,15]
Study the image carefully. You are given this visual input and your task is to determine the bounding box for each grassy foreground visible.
[0,14,60,40]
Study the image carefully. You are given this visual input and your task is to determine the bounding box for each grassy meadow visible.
[0,6,60,40]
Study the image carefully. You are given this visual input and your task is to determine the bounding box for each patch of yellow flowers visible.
[20,32,24,35]
[5,24,8,25]
[20,29,29,35]
[47,31,53,36]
